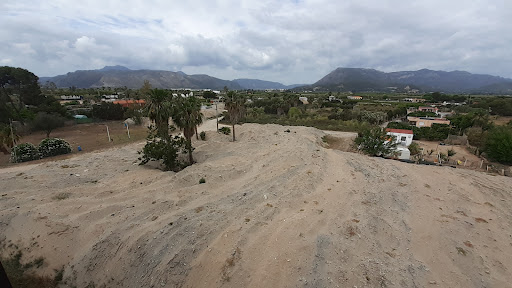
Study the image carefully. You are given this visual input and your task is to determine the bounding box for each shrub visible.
[354,127,397,156]
[408,142,421,155]
[11,143,40,163]
[199,177,206,184]
[139,129,187,171]
[447,149,456,157]
[485,126,512,164]
[38,138,72,158]
[199,131,206,140]
[219,127,231,135]
[124,107,143,125]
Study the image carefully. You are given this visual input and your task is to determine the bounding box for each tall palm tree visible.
[172,96,203,165]
[225,91,246,141]
[145,89,173,139]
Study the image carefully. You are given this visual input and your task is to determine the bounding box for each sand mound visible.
[1,123,511,287]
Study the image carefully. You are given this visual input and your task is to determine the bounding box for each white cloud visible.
[1,0,512,84]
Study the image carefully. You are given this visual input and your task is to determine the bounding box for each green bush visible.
[92,102,125,120]
[485,126,512,164]
[219,127,231,135]
[408,142,421,155]
[199,131,206,140]
[139,129,187,171]
[38,138,72,158]
[354,128,397,156]
[11,143,41,163]
[199,177,206,184]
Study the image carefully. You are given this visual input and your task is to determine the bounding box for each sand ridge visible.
[1,123,511,287]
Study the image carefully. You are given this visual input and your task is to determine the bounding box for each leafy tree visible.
[139,80,152,99]
[124,107,143,125]
[225,91,246,141]
[92,102,125,121]
[202,90,217,99]
[466,127,488,153]
[485,126,512,164]
[172,96,203,164]
[355,127,397,156]
[145,89,173,139]
[32,112,66,138]
[0,66,44,124]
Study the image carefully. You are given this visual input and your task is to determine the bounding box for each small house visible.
[386,128,413,147]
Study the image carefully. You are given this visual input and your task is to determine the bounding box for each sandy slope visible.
[1,123,512,287]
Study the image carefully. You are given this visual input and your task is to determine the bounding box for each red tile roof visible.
[113,100,146,107]
[386,128,413,135]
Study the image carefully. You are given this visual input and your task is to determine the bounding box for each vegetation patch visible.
[10,143,41,163]
[38,138,72,158]
[1,250,63,288]
[52,192,71,201]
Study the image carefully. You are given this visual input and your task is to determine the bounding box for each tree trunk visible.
[187,138,193,165]
[195,126,199,140]
[232,124,235,141]
[46,130,51,138]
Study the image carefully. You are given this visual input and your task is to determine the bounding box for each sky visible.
[1,0,512,85]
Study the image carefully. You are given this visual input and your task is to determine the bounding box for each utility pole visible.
[9,119,16,160]
[125,123,130,138]
[216,100,219,133]
[105,124,111,142]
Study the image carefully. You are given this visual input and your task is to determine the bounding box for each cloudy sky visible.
[1,0,512,84]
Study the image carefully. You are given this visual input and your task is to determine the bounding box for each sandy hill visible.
[1,124,512,287]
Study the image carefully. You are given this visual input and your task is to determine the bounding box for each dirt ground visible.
[415,141,482,166]
[0,104,226,168]
[1,122,512,287]
[0,121,148,167]
[491,116,512,126]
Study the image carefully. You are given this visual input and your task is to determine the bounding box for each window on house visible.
[401,136,406,141]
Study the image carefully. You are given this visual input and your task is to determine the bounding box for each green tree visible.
[485,126,512,164]
[0,66,44,124]
[92,102,125,121]
[225,91,246,141]
[32,112,66,138]
[172,96,203,164]
[139,80,152,99]
[145,89,173,139]
[355,127,397,156]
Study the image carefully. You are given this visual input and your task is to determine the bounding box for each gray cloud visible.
[1,0,512,84]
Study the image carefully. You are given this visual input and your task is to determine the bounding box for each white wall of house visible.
[387,132,413,147]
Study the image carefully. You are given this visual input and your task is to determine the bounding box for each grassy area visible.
[241,114,375,132]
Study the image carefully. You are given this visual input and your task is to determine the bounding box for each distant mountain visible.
[40,67,242,90]
[98,65,131,72]
[306,68,512,93]
[233,78,304,90]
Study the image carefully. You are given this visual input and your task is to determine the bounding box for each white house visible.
[299,97,308,104]
[386,128,413,147]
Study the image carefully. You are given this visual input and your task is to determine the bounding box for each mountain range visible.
[309,68,512,93]
[39,66,512,94]
[39,66,303,91]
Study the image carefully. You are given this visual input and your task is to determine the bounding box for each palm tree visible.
[172,96,203,165]
[145,89,173,139]
[225,91,246,141]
